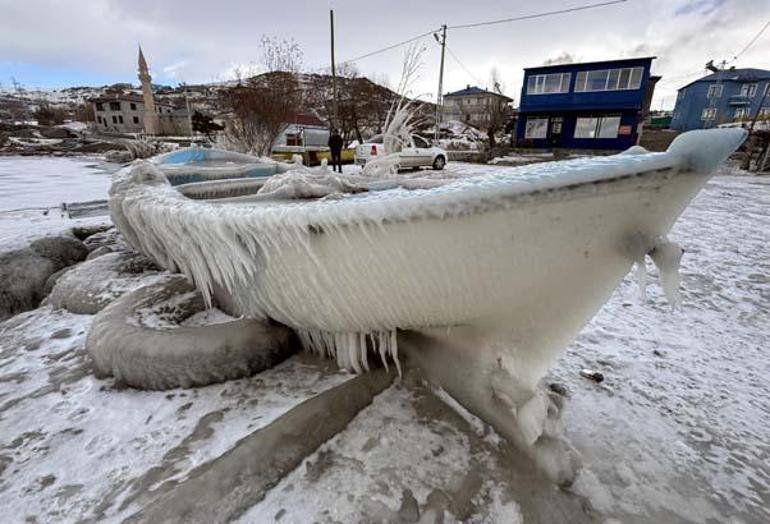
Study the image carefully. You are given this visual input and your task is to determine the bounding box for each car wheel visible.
[432,155,446,170]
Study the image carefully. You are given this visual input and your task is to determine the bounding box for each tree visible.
[33,103,67,126]
[484,68,513,149]
[75,102,95,123]
[220,36,304,155]
[191,111,224,139]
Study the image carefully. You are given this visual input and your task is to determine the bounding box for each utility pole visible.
[434,24,447,141]
[330,9,339,131]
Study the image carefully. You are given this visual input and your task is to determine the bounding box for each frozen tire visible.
[432,155,446,170]
[86,275,297,390]
[46,251,160,314]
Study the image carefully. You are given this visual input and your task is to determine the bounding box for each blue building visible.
[671,68,770,131]
[516,57,658,150]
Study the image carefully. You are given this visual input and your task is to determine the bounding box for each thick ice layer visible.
[109,129,745,382]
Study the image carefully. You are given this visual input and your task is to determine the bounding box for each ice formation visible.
[107,127,746,481]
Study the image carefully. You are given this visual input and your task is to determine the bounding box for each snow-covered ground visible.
[0,159,767,522]
[0,156,116,248]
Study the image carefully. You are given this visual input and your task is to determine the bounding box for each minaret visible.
[138,46,160,135]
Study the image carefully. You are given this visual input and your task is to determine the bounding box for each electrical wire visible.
[445,45,485,87]
[447,0,628,30]
[342,28,439,63]
[732,19,769,62]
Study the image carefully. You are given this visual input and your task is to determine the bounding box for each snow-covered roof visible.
[680,68,770,90]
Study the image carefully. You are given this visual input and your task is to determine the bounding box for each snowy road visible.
[0,161,767,522]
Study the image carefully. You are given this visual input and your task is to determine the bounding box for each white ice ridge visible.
[109,128,745,377]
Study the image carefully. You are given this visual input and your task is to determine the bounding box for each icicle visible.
[390,330,402,378]
[636,258,648,302]
[377,331,390,373]
[649,240,685,308]
[359,332,370,372]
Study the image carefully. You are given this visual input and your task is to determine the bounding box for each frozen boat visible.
[151,146,280,185]
[112,128,743,359]
[109,128,746,482]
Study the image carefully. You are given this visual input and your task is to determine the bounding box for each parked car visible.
[355,134,447,170]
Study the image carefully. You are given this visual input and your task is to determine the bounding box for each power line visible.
[447,0,628,30]
[342,28,439,63]
[445,45,484,87]
[341,0,630,63]
[732,19,769,62]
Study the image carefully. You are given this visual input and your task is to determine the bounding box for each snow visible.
[0,156,117,248]
[0,152,767,522]
[0,304,351,522]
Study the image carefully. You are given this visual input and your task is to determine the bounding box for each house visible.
[443,85,513,129]
[277,113,329,148]
[516,57,659,150]
[91,94,176,134]
[670,68,770,131]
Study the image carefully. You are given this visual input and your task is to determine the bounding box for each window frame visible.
[574,115,622,139]
[740,83,757,97]
[701,107,717,120]
[734,107,748,119]
[707,84,723,98]
[526,73,571,95]
[574,67,644,92]
[524,117,549,139]
[109,101,121,111]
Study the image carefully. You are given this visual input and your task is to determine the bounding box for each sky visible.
[0,0,768,110]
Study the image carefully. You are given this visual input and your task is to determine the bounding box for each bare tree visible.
[220,36,303,155]
[484,68,513,149]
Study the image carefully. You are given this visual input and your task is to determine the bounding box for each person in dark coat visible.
[328,129,344,173]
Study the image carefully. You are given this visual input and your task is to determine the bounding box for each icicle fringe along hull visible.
[109,129,746,378]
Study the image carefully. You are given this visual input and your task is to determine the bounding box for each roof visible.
[679,68,770,90]
[444,85,513,101]
[524,56,657,72]
[286,113,326,127]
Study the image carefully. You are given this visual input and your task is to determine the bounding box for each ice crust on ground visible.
[0,163,767,522]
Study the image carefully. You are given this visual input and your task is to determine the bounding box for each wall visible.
[671,79,770,131]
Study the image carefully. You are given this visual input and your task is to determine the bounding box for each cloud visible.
[161,59,190,79]
[674,0,727,16]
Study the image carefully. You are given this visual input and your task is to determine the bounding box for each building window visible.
[574,116,622,139]
[95,102,104,111]
[524,117,549,139]
[707,85,722,98]
[740,83,757,97]
[527,73,571,95]
[734,107,749,120]
[112,115,118,124]
[118,115,124,124]
[574,67,643,92]
[109,101,121,111]
[133,116,139,124]
[759,107,770,118]
[701,108,717,120]
[97,116,102,124]
[130,103,137,110]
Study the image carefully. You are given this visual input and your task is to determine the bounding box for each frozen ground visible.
[0,160,767,522]
[0,156,116,248]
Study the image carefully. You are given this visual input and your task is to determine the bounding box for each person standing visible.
[328,129,343,173]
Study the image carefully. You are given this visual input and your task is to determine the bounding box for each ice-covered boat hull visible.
[110,128,746,383]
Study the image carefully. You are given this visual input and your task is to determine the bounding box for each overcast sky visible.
[0,0,768,109]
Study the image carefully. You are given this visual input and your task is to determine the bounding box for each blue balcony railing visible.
[729,95,751,106]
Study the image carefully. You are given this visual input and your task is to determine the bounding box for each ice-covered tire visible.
[432,155,446,170]
[86,275,297,390]
[46,251,160,314]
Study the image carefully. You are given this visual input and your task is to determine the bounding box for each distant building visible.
[91,94,184,134]
[277,113,329,148]
[670,68,770,131]
[89,47,192,136]
[516,57,659,150]
[443,85,513,128]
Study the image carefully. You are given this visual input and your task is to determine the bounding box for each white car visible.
[355,134,447,170]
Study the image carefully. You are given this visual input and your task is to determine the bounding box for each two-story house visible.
[443,85,513,128]
[670,68,770,131]
[516,57,659,150]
